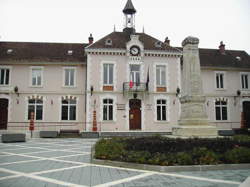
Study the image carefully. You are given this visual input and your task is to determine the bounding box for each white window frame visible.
[27,98,43,121]
[215,99,228,121]
[0,66,11,86]
[130,64,141,83]
[154,95,169,122]
[156,65,166,87]
[61,98,77,121]
[30,66,43,87]
[240,72,250,90]
[103,64,114,86]
[100,95,117,122]
[156,99,167,121]
[215,71,226,90]
[100,61,116,91]
[63,67,76,87]
[154,63,168,91]
[102,98,114,121]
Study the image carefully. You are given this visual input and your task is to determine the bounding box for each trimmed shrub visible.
[233,135,250,142]
[125,136,250,154]
[225,147,250,164]
[94,136,250,166]
[175,152,193,165]
[95,138,126,160]
[125,151,151,164]
[191,147,219,165]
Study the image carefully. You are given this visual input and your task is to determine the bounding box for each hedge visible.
[94,136,250,166]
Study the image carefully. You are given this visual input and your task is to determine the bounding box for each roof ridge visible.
[0,41,88,45]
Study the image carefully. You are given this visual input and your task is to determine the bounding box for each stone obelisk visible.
[173,36,217,137]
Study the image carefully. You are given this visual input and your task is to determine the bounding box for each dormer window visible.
[67,50,73,55]
[236,56,241,61]
[7,49,13,54]
[105,39,112,46]
[155,41,162,48]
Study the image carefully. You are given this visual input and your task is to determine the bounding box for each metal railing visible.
[123,82,148,93]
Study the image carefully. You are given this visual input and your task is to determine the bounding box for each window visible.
[103,64,114,85]
[130,64,140,83]
[28,99,43,120]
[31,67,42,86]
[64,68,75,87]
[241,74,249,89]
[215,100,228,121]
[156,99,167,121]
[105,39,112,46]
[0,68,10,86]
[67,50,73,55]
[156,65,166,86]
[61,98,76,120]
[103,99,113,121]
[216,73,224,89]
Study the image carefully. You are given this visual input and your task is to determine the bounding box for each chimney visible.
[164,37,170,46]
[88,34,94,44]
[219,41,226,55]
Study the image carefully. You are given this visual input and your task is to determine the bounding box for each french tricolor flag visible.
[129,73,133,88]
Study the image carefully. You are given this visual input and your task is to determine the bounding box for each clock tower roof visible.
[86,31,180,53]
[123,0,136,14]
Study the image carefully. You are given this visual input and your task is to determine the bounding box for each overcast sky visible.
[0,0,249,53]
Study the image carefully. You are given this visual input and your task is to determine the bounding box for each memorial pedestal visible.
[174,36,218,137]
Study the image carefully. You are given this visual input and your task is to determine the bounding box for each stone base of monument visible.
[178,118,210,126]
[172,125,218,138]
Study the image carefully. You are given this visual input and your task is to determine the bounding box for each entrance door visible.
[0,99,8,129]
[243,101,250,129]
[129,99,141,130]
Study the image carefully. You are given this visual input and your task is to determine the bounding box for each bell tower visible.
[123,0,136,33]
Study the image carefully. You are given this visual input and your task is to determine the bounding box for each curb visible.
[92,158,250,173]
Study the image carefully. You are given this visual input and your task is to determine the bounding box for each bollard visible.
[29,112,35,138]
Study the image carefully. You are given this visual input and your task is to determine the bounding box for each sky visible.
[0,0,249,54]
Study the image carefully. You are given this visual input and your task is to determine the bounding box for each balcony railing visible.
[123,82,148,93]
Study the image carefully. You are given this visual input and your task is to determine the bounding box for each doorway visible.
[0,99,8,129]
[243,101,250,129]
[129,99,141,130]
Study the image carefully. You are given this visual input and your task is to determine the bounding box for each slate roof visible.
[87,31,180,53]
[123,0,136,14]
[0,42,88,63]
[0,40,249,69]
[177,47,250,69]
[199,48,250,69]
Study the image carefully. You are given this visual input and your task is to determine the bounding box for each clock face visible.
[130,46,140,56]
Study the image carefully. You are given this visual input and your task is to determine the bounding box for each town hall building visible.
[0,0,250,134]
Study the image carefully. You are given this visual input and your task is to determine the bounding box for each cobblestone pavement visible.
[0,138,249,187]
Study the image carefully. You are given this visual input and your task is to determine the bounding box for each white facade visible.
[1,0,250,133]
[0,62,87,131]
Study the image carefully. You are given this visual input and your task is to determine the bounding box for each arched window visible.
[156,99,167,121]
[61,98,76,121]
[28,99,43,120]
[215,100,228,120]
[103,99,113,121]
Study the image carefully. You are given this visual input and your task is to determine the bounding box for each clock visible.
[130,46,140,56]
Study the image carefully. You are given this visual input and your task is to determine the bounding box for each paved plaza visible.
[0,138,249,187]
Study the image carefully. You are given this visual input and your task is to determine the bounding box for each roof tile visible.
[0,42,88,62]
